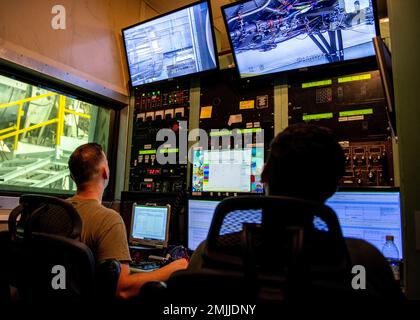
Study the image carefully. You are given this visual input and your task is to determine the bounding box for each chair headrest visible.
[207,196,342,238]
[204,195,349,268]
[8,194,82,240]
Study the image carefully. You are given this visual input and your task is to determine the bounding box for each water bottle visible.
[382,235,400,281]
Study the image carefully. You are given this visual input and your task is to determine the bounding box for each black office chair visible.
[0,194,121,301]
[142,195,370,302]
[208,196,362,300]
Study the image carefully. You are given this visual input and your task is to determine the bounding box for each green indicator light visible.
[209,130,232,137]
[302,113,334,121]
[302,80,332,88]
[142,93,145,97]
[159,148,179,154]
[339,108,373,117]
[209,128,263,136]
[139,149,157,155]
[338,74,371,83]
[241,128,262,134]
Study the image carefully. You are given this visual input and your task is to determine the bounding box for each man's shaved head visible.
[68,143,107,189]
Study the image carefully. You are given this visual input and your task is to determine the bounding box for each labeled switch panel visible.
[129,83,189,193]
[340,140,394,187]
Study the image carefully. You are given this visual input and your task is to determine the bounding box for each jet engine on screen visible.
[224,0,377,76]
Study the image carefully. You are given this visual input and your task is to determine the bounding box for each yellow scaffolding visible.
[0,93,91,150]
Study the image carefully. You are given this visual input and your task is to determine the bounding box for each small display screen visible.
[131,205,169,242]
[147,169,161,175]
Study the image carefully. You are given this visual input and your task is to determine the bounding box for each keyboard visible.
[130,260,163,272]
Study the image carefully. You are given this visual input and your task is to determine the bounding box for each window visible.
[0,74,111,194]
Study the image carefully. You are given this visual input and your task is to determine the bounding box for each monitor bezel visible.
[121,0,220,89]
[336,186,400,193]
[373,36,397,138]
[129,203,171,248]
[221,0,381,80]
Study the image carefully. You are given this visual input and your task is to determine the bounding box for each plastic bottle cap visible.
[386,235,394,241]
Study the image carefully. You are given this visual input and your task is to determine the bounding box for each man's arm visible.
[115,259,188,300]
[94,213,188,299]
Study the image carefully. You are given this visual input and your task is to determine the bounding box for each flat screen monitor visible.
[187,199,262,250]
[188,190,403,259]
[130,203,171,248]
[122,0,218,87]
[192,147,265,193]
[222,0,379,78]
[327,190,403,260]
[188,199,220,250]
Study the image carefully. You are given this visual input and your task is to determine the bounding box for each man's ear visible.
[102,165,109,180]
[261,164,270,195]
[261,163,269,183]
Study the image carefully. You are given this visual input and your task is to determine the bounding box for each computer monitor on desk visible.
[188,200,220,251]
[326,189,403,260]
[130,203,171,249]
[187,198,262,250]
[188,191,403,261]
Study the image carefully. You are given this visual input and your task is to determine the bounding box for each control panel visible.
[193,68,275,197]
[199,68,274,133]
[288,70,395,187]
[288,70,391,140]
[129,83,190,193]
[340,140,394,187]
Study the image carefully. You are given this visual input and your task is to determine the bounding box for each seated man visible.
[189,124,404,299]
[68,143,188,299]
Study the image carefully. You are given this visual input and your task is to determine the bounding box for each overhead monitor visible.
[192,147,265,193]
[222,0,379,78]
[130,203,171,248]
[327,190,403,260]
[122,0,218,87]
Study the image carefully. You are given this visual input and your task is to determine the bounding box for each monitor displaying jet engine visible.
[223,0,378,78]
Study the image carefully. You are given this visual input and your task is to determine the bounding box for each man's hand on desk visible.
[169,258,189,272]
[116,258,189,299]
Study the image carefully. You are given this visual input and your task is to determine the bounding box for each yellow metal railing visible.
[0,126,16,135]
[0,93,91,150]
[0,92,56,109]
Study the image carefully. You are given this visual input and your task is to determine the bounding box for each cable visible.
[228,0,274,25]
